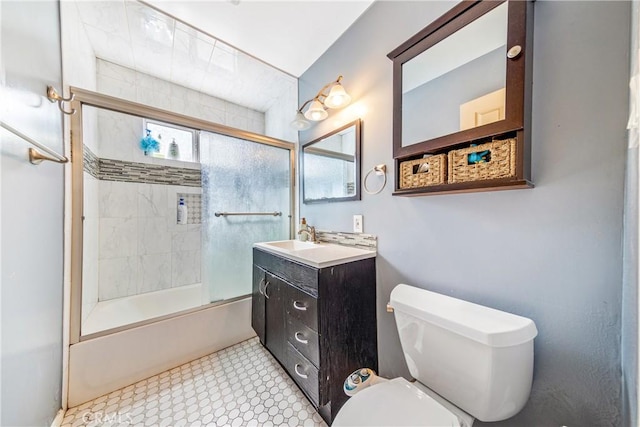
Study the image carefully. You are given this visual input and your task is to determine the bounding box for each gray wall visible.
[1,1,64,425]
[299,1,630,425]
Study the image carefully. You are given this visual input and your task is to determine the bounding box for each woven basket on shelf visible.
[448,138,517,184]
[399,154,447,189]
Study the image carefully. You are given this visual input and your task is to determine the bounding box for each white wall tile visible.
[135,71,172,95]
[139,253,172,294]
[139,218,171,255]
[172,230,201,252]
[200,93,226,111]
[137,86,172,111]
[61,1,97,93]
[99,217,138,259]
[98,256,138,301]
[83,24,135,70]
[170,97,187,115]
[97,108,142,161]
[82,106,100,155]
[99,180,138,218]
[225,112,248,130]
[200,106,225,124]
[248,119,265,135]
[97,75,136,102]
[76,1,129,38]
[173,28,213,69]
[82,217,100,321]
[172,250,201,287]
[97,60,136,85]
[138,184,168,218]
[82,173,101,320]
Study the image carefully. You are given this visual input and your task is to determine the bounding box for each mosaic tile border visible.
[83,145,100,179]
[317,231,377,249]
[83,145,202,187]
[100,158,201,187]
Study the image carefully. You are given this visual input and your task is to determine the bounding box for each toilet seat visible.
[333,377,463,427]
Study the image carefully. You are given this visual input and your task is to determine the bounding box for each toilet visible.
[333,284,538,427]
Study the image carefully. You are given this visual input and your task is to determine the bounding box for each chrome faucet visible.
[298,226,319,244]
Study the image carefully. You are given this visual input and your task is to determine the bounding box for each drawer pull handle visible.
[293,301,307,311]
[264,281,271,299]
[294,364,308,379]
[294,332,308,344]
[258,278,265,295]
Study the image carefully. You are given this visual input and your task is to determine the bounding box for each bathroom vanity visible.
[252,241,378,424]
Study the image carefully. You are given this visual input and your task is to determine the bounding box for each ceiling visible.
[71,1,373,114]
[144,0,375,78]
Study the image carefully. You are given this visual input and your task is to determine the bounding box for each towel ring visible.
[363,164,387,195]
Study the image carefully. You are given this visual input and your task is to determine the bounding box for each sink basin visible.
[263,240,318,251]
[254,240,376,268]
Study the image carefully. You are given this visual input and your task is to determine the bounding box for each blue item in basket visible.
[468,144,490,164]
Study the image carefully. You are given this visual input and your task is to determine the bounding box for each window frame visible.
[143,118,200,163]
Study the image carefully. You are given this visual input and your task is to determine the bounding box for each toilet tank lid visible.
[390,284,538,347]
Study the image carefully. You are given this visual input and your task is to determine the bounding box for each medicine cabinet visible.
[388,0,534,195]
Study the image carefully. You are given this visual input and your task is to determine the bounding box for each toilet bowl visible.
[333,284,538,426]
[334,377,474,426]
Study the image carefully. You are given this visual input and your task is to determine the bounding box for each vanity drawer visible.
[286,315,320,368]
[285,284,318,331]
[286,343,319,406]
[253,249,318,296]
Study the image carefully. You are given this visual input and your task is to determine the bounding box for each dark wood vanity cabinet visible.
[252,248,378,425]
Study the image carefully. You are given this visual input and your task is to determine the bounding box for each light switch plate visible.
[353,215,363,233]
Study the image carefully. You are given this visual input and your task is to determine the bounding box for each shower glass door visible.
[200,131,292,302]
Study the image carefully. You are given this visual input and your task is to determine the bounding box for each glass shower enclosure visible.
[201,132,291,302]
[70,89,294,340]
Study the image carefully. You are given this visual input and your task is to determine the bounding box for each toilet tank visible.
[389,284,538,422]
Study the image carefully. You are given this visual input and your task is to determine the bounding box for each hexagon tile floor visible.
[62,338,327,427]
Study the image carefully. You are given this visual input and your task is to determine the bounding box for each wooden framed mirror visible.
[301,119,361,204]
[388,0,533,195]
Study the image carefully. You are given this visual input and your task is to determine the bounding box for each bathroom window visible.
[144,119,200,163]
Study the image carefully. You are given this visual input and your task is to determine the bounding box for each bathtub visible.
[82,283,204,336]
[68,291,254,407]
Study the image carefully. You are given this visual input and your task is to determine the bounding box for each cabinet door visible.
[251,265,266,344]
[265,274,286,363]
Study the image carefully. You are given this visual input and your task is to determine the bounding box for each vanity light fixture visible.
[290,75,352,130]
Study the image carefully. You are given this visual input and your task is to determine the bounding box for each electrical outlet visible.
[353,215,363,233]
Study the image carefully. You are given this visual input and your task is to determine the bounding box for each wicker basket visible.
[399,154,447,189]
[448,138,516,184]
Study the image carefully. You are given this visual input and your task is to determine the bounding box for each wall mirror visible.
[302,119,361,203]
[389,0,530,159]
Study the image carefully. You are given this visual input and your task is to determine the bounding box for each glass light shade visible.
[323,83,351,109]
[290,111,311,130]
[304,99,328,121]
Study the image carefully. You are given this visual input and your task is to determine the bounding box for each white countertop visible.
[254,240,376,268]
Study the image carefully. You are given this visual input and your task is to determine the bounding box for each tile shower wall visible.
[83,172,100,321]
[90,59,277,302]
[97,59,266,137]
[83,47,295,308]
[98,182,202,301]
